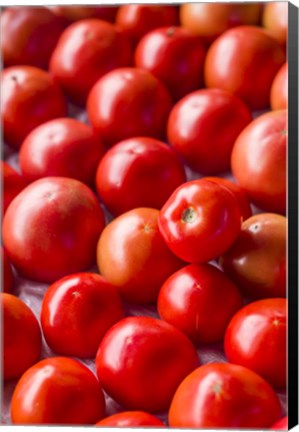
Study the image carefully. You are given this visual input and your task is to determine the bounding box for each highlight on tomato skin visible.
[270,416,288,430]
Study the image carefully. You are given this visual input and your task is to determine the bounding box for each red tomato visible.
[1,161,27,214]
[224,298,287,389]
[96,316,199,413]
[41,273,124,358]
[167,89,252,174]
[50,19,132,106]
[11,357,106,424]
[158,263,243,344]
[97,208,184,303]
[2,177,105,283]
[95,137,186,216]
[168,362,282,428]
[231,110,287,214]
[95,411,164,427]
[270,63,288,110]
[220,213,287,299]
[2,293,41,380]
[158,179,242,263]
[1,66,67,150]
[2,247,15,294]
[87,68,172,148]
[262,2,288,44]
[49,5,118,23]
[0,7,67,69]
[19,118,105,187]
[135,26,206,101]
[271,416,288,430]
[204,26,285,110]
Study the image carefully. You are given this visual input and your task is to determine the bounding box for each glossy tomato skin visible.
[95,137,186,216]
[2,248,15,294]
[1,66,67,150]
[2,177,105,283]
[1,161,27,214]
[231,110,287,214]
[49,5,118,23]
[262,2,288,44]
[19,118,105,187]
[41,273,124,358]
[50,19,132,106]
[87,68,172,148]
[11,357,106,424]
[220,213,286,299]
[224,298,287,389]
[95,411,164,427]
[97,208,184,303]
[135,26,206,101]
[271,416,288,430]
[168,362,282,428]
[270,63,288,110]
[204,26,285,110]
[167,89,252,174]
[2,293,42,380]
[158,179,242,263]
[96,316,199,413]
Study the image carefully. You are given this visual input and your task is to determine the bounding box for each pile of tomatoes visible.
[1,3,288,429]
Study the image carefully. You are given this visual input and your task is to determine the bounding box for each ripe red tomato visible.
[262,2,288,44]
[231,110,287,214]
[2,293,41,380]
[204,26,285,110]
[19,118,105,187]
[220,213,287,299]
[224,298,287,389]
[270,63,288,110]
[135,26,206,101]
[2,247,15,294]
[87,68,172,148]
[96,316,199,413]
[95,137,186,216]
[1,66,67,150]
[1,161,27,214]
[10,357,106,424]
[167,89,252,174]
[2,177,105,283]
[49,5,118,23]
[97,208,184,303]
[50,19,132,106]
[158,179,242,263]
[271,416,288,430]
[95,411,165,427]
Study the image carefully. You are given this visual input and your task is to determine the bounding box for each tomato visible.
[135,26,206,101]
[96,316,199,413]
[95,137,186,216]
[1,161,27,214]
[168,362,282,428]
[2,247,15,294]
[41,273,124,358]
[270,63,288,110]
[220,213,287,299]
[19,118,105,187]
[231,110,287,214]
[167,89,252,174]
[262,2,288,44]
[2,177,105,283]
[87,68,172,148]
[50,19,132,106]
[158,263,243,344]
[97,208,184,303]
[0,7,67,69]
[271,416,288,430]
[2,293,41,380]
[204,26,285,110]
[1,66,67,150]
[10,357,106,424]
[95,411,164,427]
[49,5,118,23]
[224,298,287,389]
[158,179,242,263]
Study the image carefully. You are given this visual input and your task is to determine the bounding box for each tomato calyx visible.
[166,27,176,37]
[181,207,197,224]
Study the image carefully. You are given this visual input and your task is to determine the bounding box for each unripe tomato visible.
[95,411,164,427]
[270,63,288,110]
[1,161,27,214]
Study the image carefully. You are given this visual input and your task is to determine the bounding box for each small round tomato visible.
[270,63,288,110]
[96,316,199,413]
[95,137,186,216]
[271,416,288,430]
[2,247,15,294]
[168,362,282,428]
[262,2,288,45]
[1,161,27,214]
[224,298,287,389]
[231,110,287,214]
[167,89,252,174]
[50,19,132,106]
[2,293,42,380]
[19,118,105,187]
[204,26,285,110]
[87,68,172,148]
[11,357,106,425]
[220,213,286,299]
[49,5,118,22]
[158,179,242,263]
[95,411,164,427]
[2,177,105,283]
[97,208,184,303]
[1,66,67,150]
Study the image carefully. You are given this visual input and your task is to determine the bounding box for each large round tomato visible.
[168,362,282,428]
[11,357,106,424]
[262,2,288,44]
[49,5,118,22]
[270,63,288,110]
[2,247,15,294]
[95,411,164,427]
[224,298,287,389]
[96,316,199,413]
[1,161,27,214]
